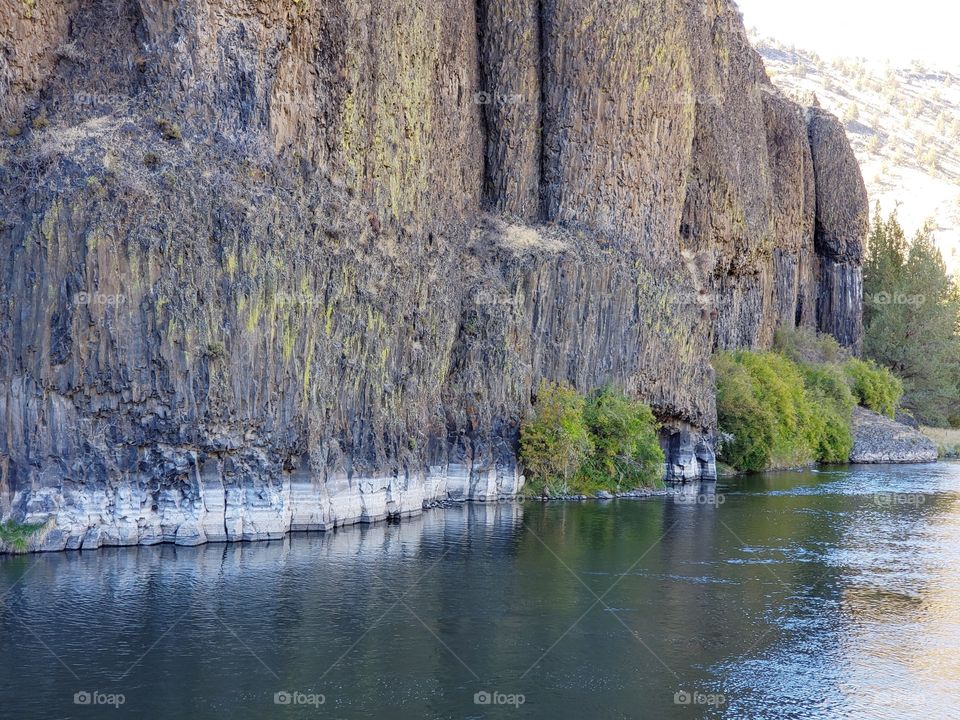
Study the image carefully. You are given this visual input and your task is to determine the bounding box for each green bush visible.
[520,381,593,495]
[519,382,664,495]
[578,386,665,492]
[0,519,45,553]
[714,350,856,471]
[715,351,819,471]
[714,353,777,472]
[843,358,903,418]
[774,325,904,420]
[800,363,856,462]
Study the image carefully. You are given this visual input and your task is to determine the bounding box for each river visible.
[2,463,959,718]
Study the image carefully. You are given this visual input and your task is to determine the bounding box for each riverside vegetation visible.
[520,329,907,486]
[716,208,960,472]
[0,520,47,554]
[715,328,903,472]
[519,383,665,496]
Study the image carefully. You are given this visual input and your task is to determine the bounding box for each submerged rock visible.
[850,407,938,464]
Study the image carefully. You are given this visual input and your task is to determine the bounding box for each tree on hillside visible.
[863,209,960,426]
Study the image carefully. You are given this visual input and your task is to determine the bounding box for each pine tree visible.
[863,210,960,426]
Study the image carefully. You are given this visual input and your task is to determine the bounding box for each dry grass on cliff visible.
[497,222,569,254]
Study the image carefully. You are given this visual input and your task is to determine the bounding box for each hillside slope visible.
[753,34,960,274]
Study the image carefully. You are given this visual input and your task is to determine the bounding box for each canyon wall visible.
[0,0,868,550]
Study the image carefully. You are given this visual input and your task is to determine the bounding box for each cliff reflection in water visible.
[3,466,960,719]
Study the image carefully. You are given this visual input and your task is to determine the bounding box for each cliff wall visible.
[0,0,868,550]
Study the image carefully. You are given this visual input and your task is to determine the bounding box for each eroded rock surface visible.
[0,0,867,550]
[850,407,938,465]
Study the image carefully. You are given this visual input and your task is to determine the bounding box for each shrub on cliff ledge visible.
[520,383,664,495]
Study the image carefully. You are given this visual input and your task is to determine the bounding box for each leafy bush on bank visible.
[716,329,905,472]
[714,351,827,472]
[520,382,665,495]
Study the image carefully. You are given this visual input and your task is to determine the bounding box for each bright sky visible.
[735,0,960,70]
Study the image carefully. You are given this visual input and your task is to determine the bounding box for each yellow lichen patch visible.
[301,342,315,407]
[282,317,297,360]
[324,303,335,337]
[85,229,103,254]
[40,202,61,245]
[246,293,265,333]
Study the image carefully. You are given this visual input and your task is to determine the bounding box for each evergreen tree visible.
[862,209,960,426]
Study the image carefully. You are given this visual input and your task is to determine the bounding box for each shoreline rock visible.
[849,407,939,464]
[4,484,682,554]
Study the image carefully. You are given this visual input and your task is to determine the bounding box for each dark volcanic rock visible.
[807,108,869,351]
[0,0,867,550]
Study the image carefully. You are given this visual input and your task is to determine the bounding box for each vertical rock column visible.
[477,0,543,220]
[761,91,818,332]
[538,0,694,238]
[807,108,869,352]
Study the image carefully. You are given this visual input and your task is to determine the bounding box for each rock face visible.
[850,407,939,464]
[0,0,867,550]
[807,107,869,352]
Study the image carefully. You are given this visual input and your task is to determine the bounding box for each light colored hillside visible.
[751,35,960,274]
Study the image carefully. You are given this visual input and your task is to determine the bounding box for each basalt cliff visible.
[0,0,868,551]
